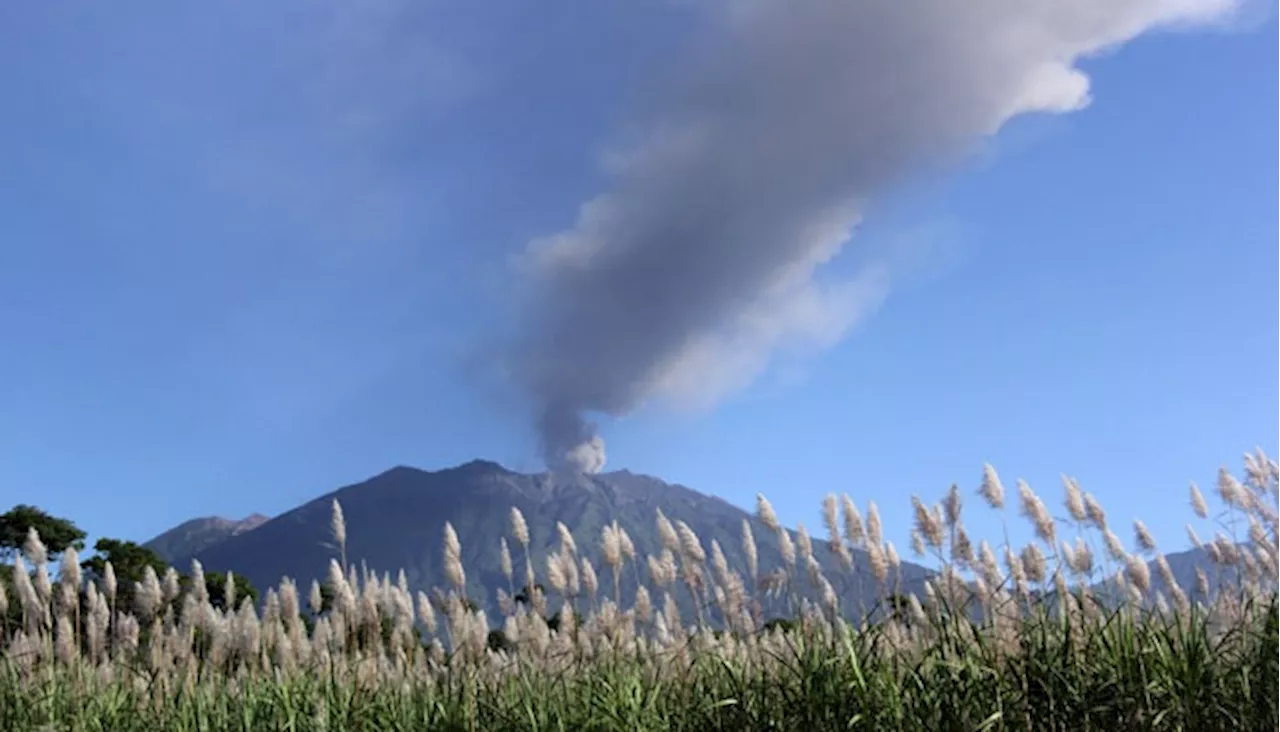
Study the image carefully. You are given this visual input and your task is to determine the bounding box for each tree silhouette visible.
[882,592,915,627]
[80,538,170,611]
[200,571,260,612]
[487,628,516,653]
[0,505,86,562]
[513,583,546,609]
[80,538,168,584]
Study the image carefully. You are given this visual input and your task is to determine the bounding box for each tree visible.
[80,538,170,611]
[762,616,798,634]
[882,593,917,627]
[0,565,22,634]
[314,581,337,614]
[202,571,259,611]
[513,583,546,609]
[487,628,516,653]
[0,505,85,637]
[546,609,585,634]
[80,538,169,585]
[0,505,86,562]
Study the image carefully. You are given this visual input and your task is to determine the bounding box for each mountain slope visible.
[145,514,269,564]
[173,460,930,619]
[1144,543,1253,599]
[1083,542,1260,609]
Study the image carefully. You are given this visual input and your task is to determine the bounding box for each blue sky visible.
[1,2,1275,562]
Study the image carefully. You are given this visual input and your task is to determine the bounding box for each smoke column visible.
[509,0,1241,473]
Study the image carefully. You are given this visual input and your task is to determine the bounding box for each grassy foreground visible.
[2,452,1277,731]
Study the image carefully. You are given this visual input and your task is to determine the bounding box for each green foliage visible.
[486,628,516,653]
[1,456,1274,731]
[78,537,170,611]
[200,571,260,611]
[79,538,169,585]
[545,608,585,635]
[0,505,85,560]
[317,581,336,613]
[0,566,21,631]
[762,616,798,634]
[882,593,917,627]
[513,583,545,609]
[0,596,1275,731]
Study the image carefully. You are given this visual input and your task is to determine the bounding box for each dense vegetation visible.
[1,451,1276,731]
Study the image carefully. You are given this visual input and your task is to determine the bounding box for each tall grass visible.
[1,451,1276,731]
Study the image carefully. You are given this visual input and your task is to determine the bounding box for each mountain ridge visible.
[158,459,932,619]
[147,459,1246,621]
[145,513,270,563]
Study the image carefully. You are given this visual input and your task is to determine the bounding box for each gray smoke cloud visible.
[510,0,1241,473]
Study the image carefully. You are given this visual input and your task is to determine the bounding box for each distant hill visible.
[163,460,931,620]
[145,514,269,565]
[1144,543,1252,600]
[1082,542,1258,609]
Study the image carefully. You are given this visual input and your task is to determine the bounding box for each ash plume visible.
[509,0,1242,472]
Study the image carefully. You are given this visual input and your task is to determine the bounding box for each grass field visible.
[2,452,1276,731]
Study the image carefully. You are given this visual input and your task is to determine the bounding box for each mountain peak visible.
[236,513,270,531]
[160,461,930,622]
[451,458,513,475]
[365,460,521,482]
[144,513,270,564]
[368,465,429,480]
[369,458,654,484]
